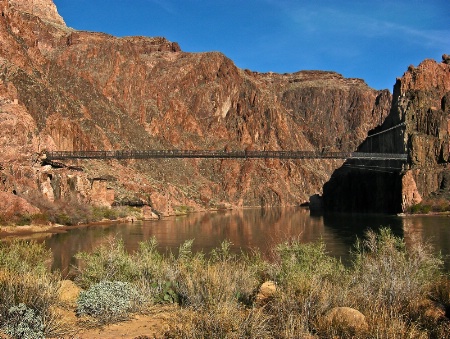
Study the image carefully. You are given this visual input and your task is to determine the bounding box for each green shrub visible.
[15,214,32,226]
[4,303,45,339]
[77,281,142,324]
[75,237,139,288]
[152,281,179,304]
[0,240,52,274]
[409,203,432,214]
[175,241,260,309]
[92,206,119,221]
[0,241,62,338]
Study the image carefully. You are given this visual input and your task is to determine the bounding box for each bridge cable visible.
[366,122,405,138]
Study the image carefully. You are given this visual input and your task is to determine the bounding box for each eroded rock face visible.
[0,0,392,214]
[0,191,41,216]
[323,56,450,213]
[6,0,65,25]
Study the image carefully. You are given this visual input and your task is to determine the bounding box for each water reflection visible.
[16,208,449,275]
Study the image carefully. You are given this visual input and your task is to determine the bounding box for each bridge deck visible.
[44,150,408,161]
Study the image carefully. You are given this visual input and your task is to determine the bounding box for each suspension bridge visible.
[43,122,408,172]
[44,149,407,161]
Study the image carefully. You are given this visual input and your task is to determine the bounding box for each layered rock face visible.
[7,0,65,25]
[323,57,450,213]
[0,0,391,215]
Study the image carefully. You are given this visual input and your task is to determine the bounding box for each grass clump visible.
[0,241,63,338]
[74,237,140,288]
[175,240,261,308]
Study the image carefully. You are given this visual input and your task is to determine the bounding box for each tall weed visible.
[0,241,63,338]
[75,236,139,288]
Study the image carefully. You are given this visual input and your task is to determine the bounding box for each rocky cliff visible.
[323,56,450,213]
[0,0,392,219]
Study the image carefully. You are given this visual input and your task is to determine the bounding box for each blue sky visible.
[53,0,449,91]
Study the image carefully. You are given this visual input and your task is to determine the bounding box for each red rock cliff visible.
[0,0,391,215]
[323,56,450,213]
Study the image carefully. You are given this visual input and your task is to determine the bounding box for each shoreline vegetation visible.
[0,228,449,338]
[2,200,450,239]
[2,190,450,238]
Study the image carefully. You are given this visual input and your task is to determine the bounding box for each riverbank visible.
[1,229,449,338]
[0,203,238,239]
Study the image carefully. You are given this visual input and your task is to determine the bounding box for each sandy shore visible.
[0,218,133,239]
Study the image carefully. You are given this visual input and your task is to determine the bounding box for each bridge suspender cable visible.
[366,122,405,138]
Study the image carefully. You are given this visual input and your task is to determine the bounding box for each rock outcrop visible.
[323,56,450,213]
[0,0,393,216]
[6,0,65,26]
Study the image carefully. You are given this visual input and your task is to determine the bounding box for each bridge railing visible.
[44,150,408,161]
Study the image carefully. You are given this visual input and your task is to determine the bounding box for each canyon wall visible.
[323,56,450,213]
[1,0,394,216]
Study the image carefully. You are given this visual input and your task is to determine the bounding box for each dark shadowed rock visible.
[323,57,450,213]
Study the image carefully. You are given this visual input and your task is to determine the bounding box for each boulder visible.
[324,307,368,335]
[418,299,447,324]
[255,281,277,303]
[443,54,450,65]
[58,280,82,307]
[0,191,40,216]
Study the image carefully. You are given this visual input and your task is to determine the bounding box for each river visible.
[29,207,449,276]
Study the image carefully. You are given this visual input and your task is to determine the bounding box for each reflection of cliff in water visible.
[41,209,450,276]
[322,213,404,248]
[401,216,450,271]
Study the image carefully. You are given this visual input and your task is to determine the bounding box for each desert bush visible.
[263,240,348,336]
[76,280,143,324]
[133,237,165,282]
[0,240,52,275]
[175,240,261,309]
[0,241,62,338]
[164,302,273,339]
[75,237,140,289]
[351,228,442,311]
[3,303,45,339]
[347,228,444,337]
[22,191,91,225]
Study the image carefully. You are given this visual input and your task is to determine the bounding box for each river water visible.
[35,207,450,276]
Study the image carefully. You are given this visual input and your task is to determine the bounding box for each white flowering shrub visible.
[76,281,142,324]
[4,303,44,339]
